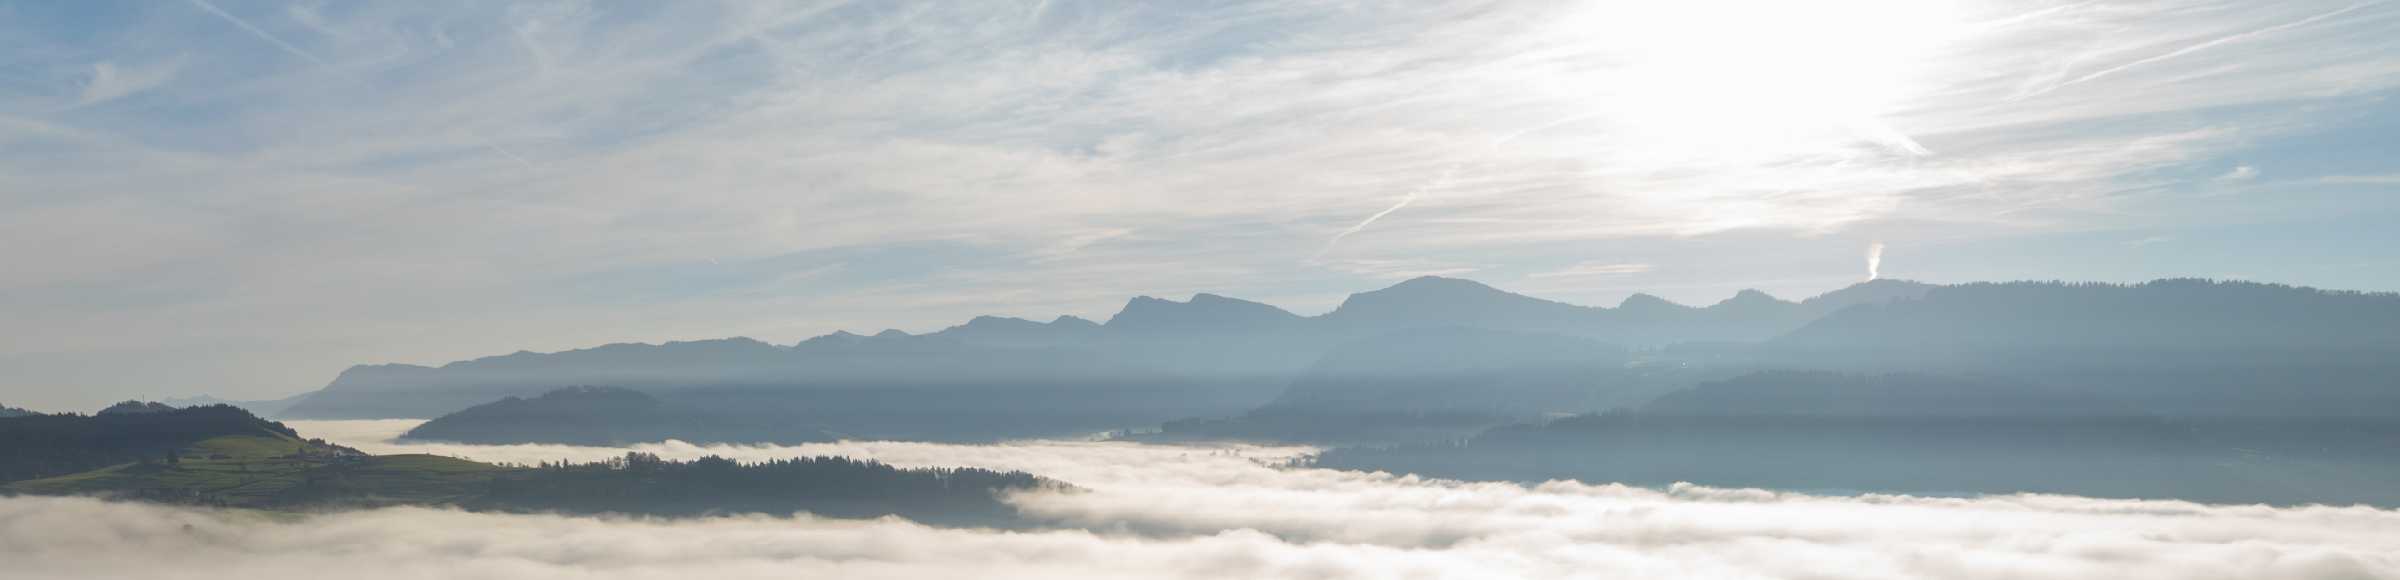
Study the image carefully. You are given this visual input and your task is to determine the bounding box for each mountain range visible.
[270,276,2400,447]
[273,277,1936,441]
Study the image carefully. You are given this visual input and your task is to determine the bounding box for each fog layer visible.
[4,420,2391,579]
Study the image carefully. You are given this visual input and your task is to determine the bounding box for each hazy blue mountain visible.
[1755,279,2400,416]
[0,404,36,418]
[1312,370,2400,506]
[1639,371,2130,417]
[926,315,1103,348]
[278,276,1904,427]
[1152,328,1675,444]
[160,393,311,417]
[1320,277,1843,345]
[267,275,2400,447]
[401,386,833,446]
[1795,278,1936,313]
[1105,293,1305,334]
[1776,279,2399,355]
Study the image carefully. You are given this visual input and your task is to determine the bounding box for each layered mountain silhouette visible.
[1314,371,2400,506]
[278,276,1929,442]
[402,386,832,446]
[272,276,2400,451]
[1745,279,2400,416]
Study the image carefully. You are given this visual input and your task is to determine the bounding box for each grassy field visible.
[4,432,511,508]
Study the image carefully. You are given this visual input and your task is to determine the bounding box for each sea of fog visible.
[3,419,2396,579]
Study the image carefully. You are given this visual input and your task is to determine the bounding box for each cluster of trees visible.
[472,452,1060,526]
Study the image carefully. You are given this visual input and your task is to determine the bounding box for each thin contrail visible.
[187,0,326,65]
[1320,113,1599,254]
[2028,2,2376,98]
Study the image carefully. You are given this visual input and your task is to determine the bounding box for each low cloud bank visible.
[4,421,2385,579]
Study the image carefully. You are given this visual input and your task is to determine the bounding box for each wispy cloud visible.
[1528,261,1655,279]
[186,0,326,65]
[73,58,187,108]
[4,0,2399,403]
[2022,2,2381,98]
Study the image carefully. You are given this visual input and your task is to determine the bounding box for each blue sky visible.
[3,0,2398,408]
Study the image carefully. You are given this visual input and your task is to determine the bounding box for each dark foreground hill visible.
[1312,371,2400,507]
[400,386,833,446]
[0,403,323,483]
[3,405,1060,527]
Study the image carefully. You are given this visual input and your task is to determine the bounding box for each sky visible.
[3,0,2399,409]
[5,421,2395,579]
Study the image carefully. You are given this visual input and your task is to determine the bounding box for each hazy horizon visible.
[7,2,2400,577]
[7,0,2400,407]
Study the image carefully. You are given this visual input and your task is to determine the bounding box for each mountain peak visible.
[1387,275,1498,294]
[97,401,179,415]
[1327,276,1591,331]
[1106,292,1301,332]
[1800,279,1938,314]
[1712,289,1785,308]
[1618,292,1685,311]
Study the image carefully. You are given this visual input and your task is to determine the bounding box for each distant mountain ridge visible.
[402,386,832,446]
[281,277,1934,425]
[251,276,2400,447]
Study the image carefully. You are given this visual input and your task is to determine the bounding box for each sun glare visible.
[1564,0,1962,160]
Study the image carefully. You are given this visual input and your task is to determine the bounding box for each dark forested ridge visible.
[472,453,1057,526]
[4,405,1061,526]
[96,401,179,415]
[400,386,832,446]
[0,404,35,419]
[0,403,317,483]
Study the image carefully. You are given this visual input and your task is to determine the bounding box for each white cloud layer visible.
[14,420,2360,579]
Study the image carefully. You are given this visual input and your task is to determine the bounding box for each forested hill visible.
[0,403,322,483]
[471,453,1057,526]
[4,406,1062,527]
